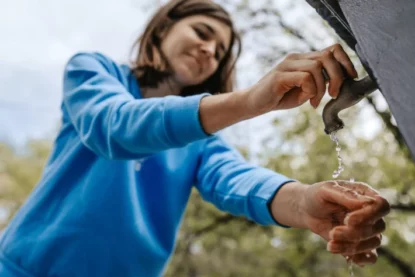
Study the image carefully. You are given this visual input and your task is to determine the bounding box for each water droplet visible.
[332,171,341,178]
[348,262,355,277]
[329,131,346,179]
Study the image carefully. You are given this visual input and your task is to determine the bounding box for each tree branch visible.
[365,96,411,160]
[191,201,415,239]
[245,8,318,51]
[378,247,415,277]
[390,204,415,212]
[277,259,297,277]
[191,214,237,239]
[190,213,263,240]
[190,215,415,277]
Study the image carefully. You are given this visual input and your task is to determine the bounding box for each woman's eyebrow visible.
[198,22,227,53]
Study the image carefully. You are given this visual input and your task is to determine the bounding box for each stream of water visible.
[330,132,344,178]
[329,131,355,277]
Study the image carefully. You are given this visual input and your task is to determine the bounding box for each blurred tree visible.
[165,103,415,277]
[1,0,415,277]
[0,140,51,230]
[164,0,415,276]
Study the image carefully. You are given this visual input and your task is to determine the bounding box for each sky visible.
[0,0,384,153]
[0,0,155,145]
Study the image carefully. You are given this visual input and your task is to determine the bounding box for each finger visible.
[278,71,317,97]
[300,49,344,98]
[329,219,386,242]
[327,234,382,255]
[284,52,301,61]
[319,48,345,98]
[276,72,318,109]
[276,87,313,110]
[353,234,382,255]
[334,180,380,199]
[348,249,378,267]
[278,59,325,108]
[345,196,390,226]
[320,181,376,211]
[330,43,358,78]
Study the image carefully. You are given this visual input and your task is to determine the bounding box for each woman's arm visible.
[198,89,257,134]
[195,135,295,226]
[200,43,358,134]
[195,136,390,267]
[63,52,212,160]
[63,43,356,159]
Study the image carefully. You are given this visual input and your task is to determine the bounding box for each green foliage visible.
[166,103,415,277]
[0,140,51,229]
[1,105,414,277]
[2,1,415,276]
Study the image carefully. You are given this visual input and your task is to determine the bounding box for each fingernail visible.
[357,194,375,203]
[327,242,341,253]
[329,228,343,240]
[326,242,332,251]
[329,229,336,240]
[345,215,361,226]
[344,215,350,225]
[326,243,334,252]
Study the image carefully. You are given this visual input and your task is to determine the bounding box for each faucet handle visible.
[322,75,378,134]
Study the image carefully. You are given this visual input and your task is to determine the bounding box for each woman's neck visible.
[140,78,183,98]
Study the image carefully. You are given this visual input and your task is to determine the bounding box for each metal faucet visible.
[322,72,378,134]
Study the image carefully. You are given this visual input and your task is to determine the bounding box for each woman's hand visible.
[304,180,389,266]
[270,180,390,267]
[247,43,358,113]
[199,44,357,134]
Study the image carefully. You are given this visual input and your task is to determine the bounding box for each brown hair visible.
[130,0,241,96]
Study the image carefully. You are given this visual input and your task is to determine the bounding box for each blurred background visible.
[1,0,414,276]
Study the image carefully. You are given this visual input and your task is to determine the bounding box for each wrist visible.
[199,89,261,134]
[244,84,273,115]
[270,181,309,229]
[235,88,263,119]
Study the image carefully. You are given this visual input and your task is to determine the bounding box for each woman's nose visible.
[200,41,216,58]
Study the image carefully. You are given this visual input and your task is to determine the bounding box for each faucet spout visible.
[322,75,378,134]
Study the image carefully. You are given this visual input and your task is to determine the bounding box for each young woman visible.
[0,0,389,276]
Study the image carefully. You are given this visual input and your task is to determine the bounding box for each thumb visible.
[320,181,376,211]
[278,72,317,98]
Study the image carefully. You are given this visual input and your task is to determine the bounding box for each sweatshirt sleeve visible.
[62,52,211,160]
[195,135,295,227]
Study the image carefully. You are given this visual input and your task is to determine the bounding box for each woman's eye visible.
[214,52,221,61]
[194,27,208,40]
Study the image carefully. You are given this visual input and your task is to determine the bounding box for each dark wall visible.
[338,0,415,159]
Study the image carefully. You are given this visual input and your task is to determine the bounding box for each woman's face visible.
[160,15,232,88]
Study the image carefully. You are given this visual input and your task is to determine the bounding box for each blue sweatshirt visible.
[0,52,293,277]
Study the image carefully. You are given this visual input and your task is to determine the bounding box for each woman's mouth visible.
[187,54,202,74]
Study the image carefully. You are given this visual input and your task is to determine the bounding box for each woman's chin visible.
[175,67,204,87]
